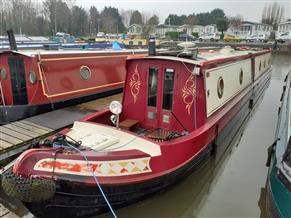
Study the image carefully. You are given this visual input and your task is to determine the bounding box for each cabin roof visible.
[128,48,270,66]
[129,55,203,66]
[198,49,254,60]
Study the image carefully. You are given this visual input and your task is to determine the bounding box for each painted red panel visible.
[0,51,146,106]
[38,55,126,101]
[0,53,13,105]
[123,59,204,132]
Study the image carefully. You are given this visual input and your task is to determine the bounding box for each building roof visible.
[156,24,179,28]
[128,24,142,29]
[179,24,191,28]
[242,21,272,26]
[28,36,49,41]
[204,24,217,27]
[278,20,291,25]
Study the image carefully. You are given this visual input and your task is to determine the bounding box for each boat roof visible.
[0,49,147,57]
[198,48,256,60]
[1,47,270,63]
[128,48,270,66]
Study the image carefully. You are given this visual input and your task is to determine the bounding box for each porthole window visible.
[259,61,262,71]
[29,71,37,84]
[80,66,91,80]
[0,68,7,80]
[239,68,243,85]
[217,76,224,99]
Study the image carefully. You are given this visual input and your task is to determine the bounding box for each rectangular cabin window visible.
[163,69,175,110]
[148,68,158,107]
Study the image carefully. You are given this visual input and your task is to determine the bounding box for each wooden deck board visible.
[12,121,49,135]
[0,127,33,141]
[4,124,40,138]
[20,120,53,132]
[0,140,14,150]
[0,133,23,145]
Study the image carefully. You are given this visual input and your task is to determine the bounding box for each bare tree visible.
[0,0,5,35]
[143,14,159,37]
[64,0,75,9]
[261,2,284,29]
[141,11,151,24]
[229,14,243,29]
[121,9,133,27]
[185,14,198,26]
[43,0,57,34]
[89,6,99,36]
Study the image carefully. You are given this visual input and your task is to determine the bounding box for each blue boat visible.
[266,71,291,217]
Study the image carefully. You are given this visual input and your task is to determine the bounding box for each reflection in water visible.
[1,54,291,218]
[258,186,267,218]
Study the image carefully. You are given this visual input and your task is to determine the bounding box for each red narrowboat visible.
[2,45,272,218]
[0,50,145,124]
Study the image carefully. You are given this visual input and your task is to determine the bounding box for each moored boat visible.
[1,43,272,218]
[0,49,145,124]
[266,72,291,218]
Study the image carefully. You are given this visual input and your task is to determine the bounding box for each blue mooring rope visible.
[53,142,118,218]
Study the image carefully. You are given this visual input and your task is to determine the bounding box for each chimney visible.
[7,29,18,51]
[148,36,156,56]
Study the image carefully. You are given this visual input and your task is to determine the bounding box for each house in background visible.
[278,20,291,32]
[155,24,217,37]
[155,21,273,38]
[192,25,204,35]
[155,24,179,37]
[203,24,217,34]
[239,21,272,36]
[177,24,205,35]
[226,25,241,35]
[127,24,143,36]
[177,24,193,35]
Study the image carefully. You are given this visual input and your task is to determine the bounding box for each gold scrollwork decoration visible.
[130,65,141,104]
[182,74,196,115]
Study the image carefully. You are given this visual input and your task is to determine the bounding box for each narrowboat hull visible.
[10,141,210,218]
[266,72,291,218]
[2,66,271,218]
[266,156,291,218]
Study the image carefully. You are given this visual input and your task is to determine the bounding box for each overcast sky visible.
[73,0,290,23]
